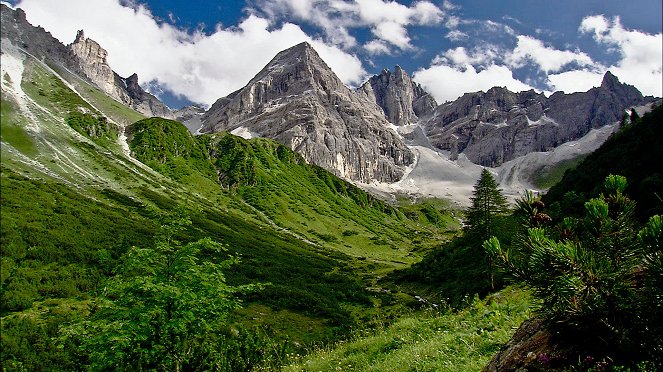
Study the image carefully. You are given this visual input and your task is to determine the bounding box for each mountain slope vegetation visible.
[1,41,461,370]
[544,104,663,219]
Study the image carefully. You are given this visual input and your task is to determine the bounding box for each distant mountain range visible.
[2,3,658,201]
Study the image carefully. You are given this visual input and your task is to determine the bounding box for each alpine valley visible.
[1,3,661,371]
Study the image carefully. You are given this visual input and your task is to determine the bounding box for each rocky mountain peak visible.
[600,70,620,90]
[201,43,414,183]
[74,29,85,44]
[125,73,139,87]
[359,65,437,125]
[423,72,653,167]
[598,70,644,107]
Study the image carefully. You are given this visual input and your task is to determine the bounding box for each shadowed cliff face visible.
[422,73,651,167]
[201,42,414,183]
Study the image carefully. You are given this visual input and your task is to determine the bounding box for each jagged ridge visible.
[200,42,414,183]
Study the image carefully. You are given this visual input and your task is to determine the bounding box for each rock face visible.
[201,42,414,182]
[423,73,651,166]
[0,5,173,120]
[68,30,174,119]
[359,65,437,125]
[175,105,206,133]
[0,5,81,74]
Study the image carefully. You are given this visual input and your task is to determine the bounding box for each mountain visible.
[358,65,437,126]
[1,6,456,369]
[0,4,173,120]
[422,72,652,167]
[200,42,414,183]
[67,30,174,119]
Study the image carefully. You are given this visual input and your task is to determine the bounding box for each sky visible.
[5,0,662,109]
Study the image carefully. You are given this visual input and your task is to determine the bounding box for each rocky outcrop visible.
[0,4,82,75]
[423,73,652,166]
[0,5,173,120]
[68,30,174,119]
[175,105,205,133]
[201,42,414,183]
[359,65,437,125]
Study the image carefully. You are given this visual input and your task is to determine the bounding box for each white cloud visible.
[253,0,444,50]
[507,35,594,73]
[364,39,392,55]
[413,64,533,103]
[15,0,367,107]
[445,29,467,41]
[579,15,662,97]
[546,69,604,93]
[436,45,501,68]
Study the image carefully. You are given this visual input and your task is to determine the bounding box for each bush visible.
[485,175,663,365]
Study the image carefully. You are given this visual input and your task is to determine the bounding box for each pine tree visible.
[484,175,663,364]
[466,168,509,240]
[465,168,509,289]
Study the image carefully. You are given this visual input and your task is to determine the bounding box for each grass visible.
[284,286,533,371]
[2,46,518,371]
[0,99,37,156]
[530,156,586,190]
[49,64,145,126]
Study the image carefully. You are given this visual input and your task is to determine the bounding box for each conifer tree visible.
[465,168,509,289]
[466,168,509,241]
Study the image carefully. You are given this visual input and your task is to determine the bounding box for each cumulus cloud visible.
[413,64,533,103]
[364,39,392,55]
[578,15,662,96]
[416,14,661,101]
[14,0,367,107]
[507,35,594,73]
[445,30,468,41]
[436,45,502,68]
[546,69,604,94]
[252,0,444,50]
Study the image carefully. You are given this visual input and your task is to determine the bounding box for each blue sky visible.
[7,0,662,109]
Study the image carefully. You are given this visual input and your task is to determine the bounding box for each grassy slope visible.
[530,156,587,190]
[127,120,459,274]
[1,47,464,371]
[285,286,533,371]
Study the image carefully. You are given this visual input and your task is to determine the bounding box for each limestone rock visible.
[68,30,174,119]
[423,74,652,167]
[201,42,414,182]
[359,65,437,125]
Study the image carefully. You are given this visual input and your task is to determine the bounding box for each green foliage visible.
[464,168,509,290]
[466,168,509,241]
[66,111,118,147]
[128,117,216,179]
[545,105,663,219]
[530,156,586,190]
[285,286,533,371]
[485,175,663,365]
[0,99,37,156]
[21,61,95,115]
[0,170,156,313]
[392,215,518,308]
[214,133,259,188]
[59,212,253,370]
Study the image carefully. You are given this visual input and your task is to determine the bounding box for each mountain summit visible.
[359,65,437,126]
[422,71,652,166]
[201,42,414,182]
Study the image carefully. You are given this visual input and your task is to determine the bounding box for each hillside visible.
[544,104,663,219]
[1,33,459,369]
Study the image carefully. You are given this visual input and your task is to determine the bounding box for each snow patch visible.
[231,126,260,139]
